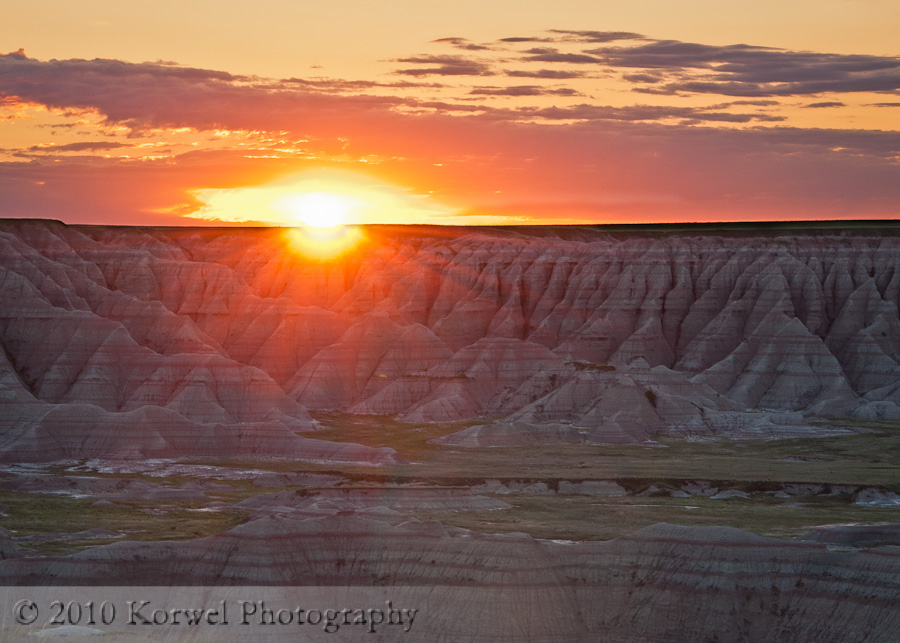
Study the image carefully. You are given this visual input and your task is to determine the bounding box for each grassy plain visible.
[2,415,898,548]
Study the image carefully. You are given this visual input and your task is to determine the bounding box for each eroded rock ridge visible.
[2,220,899,458]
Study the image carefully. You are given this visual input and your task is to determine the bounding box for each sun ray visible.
[283,225,365,260]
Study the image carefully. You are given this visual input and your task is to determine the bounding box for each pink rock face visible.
[1,220,899,459]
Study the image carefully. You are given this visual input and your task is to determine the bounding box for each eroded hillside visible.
[2,219,899,460]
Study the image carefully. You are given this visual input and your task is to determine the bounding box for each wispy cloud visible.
[281,78,445,92]
[431,37,493,51]
[470,86,581,97]
[505,69,590,79]
[522,103,785,123]
[547,30,645,43]
[522,49,603,64]
[392,54,494,76]
[27,141,132,152]
[497,36,553,44]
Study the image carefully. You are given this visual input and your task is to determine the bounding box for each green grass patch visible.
[0,490,247,556]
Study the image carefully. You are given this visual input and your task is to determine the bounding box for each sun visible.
[187,168,459,227]
[276,190,368,259]
[184,169,466,258]
[280,192,361,229]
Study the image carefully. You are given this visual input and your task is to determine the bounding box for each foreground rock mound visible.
[2,220,900,459]
[0,513,897,642]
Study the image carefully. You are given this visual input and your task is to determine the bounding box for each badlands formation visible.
[1,219,900,460]
[1,219,900,641]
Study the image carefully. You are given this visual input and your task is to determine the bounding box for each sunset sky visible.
[1,0,899,226]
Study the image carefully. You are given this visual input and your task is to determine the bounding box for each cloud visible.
[432,37,492,51]
[281,77,445,92]
[711,100,781,107]
[523,51,603,64]
[804,101,845,108]
[406,100,497,113]
[393,65,492,77]
[470,86,581,97]
[589,40,900,96]
[0,51,413,133]
[523,103,786,124]
[547,30,645,43]
[28,141,132,152]
[622,73,663,83]
[505,69,589,79]
[498,36,553,43]
[392,54,494,76]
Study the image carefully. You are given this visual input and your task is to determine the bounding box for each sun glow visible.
[185,168,462,258]
[277,192,361,229]
[187,169,458,226]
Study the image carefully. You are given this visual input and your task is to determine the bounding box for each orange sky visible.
[1,1,899,225]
